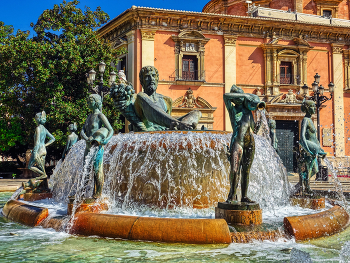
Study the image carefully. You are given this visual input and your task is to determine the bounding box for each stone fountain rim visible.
[2,197,349,244]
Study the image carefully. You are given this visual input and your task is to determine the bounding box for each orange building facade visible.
[99,0,350,170]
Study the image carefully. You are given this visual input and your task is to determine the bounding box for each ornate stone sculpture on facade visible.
[111,66,201,131]
[23,111,55,192]
[298,99,326,195]
[178,88,202,108]
[81,94,114,198]
[62,123,78,160]
[224,85,264,203]
[279,89,302,104]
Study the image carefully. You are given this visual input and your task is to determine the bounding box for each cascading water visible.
[50,130,291,216]
[323,157,348,211]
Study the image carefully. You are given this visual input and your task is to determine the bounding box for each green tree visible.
[0,1,125,167]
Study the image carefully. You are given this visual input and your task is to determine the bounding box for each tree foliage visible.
[0,1,125,165]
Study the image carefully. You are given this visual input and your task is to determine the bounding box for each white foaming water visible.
[50,131,291,217]
[256,109,271,144]
[249,134,291,209]
[323,157,348,212]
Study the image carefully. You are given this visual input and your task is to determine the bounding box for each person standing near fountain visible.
[299,99,326,195]
[224,85,264,203]
[81,94,113,198]
[111,66,201,131]
[23,111,55,192]
[62,123,78,160]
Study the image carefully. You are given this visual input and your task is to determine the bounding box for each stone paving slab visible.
[0,179,28,192]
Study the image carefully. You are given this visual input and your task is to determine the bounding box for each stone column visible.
[332,44,345,157]
[224,35,238,131]
[343,50,350,90]
[141,29,156,67]
[294,0,303,13]
[126,30,135,86]
[302,52,308,85]
[272,49,278,85]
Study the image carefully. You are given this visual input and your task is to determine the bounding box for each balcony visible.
[169,69,206,85]
[280,73,294,85]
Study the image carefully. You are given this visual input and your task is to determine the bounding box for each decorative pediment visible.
[172,30,210,44]
[112,37,127,49]
[178,30,206,39]
[172,88,217,130]
[278,49,300,57]
[270,90,303,104]
[173,88,214,109]
[293,37,312,47]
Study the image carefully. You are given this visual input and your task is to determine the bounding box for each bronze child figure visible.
[81,94,113,198]
[23,111,55,191]
[224,85,264,203]
[62,123,78,160]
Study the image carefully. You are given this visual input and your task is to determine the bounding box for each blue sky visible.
[1,0,209,36]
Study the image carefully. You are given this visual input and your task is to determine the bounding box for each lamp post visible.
[301,73,334,181]
[301,73,334,141]
[86,61,117,99]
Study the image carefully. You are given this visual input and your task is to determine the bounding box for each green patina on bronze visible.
[298,99,326,195]
[110,66,201,131]
[22,111,55,193]
[224,85,264,204]
[62,123,78,160]
[81,94,114,198]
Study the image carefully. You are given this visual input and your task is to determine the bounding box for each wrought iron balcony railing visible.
[169,69,206,82]
[280,73,294,85]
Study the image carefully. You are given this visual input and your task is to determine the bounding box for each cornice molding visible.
[98,7,350,46]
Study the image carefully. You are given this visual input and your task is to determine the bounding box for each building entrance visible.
[275,120,299,172]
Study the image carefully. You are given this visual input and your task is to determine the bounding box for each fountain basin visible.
[71,212,232,244]
[2,198,350,244]
[284,205,350,241]
[3,199,49,227]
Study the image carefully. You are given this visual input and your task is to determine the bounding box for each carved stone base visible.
[215,202,262,225]
[67,198,108,215]
[290,197,325,210]
[23,192,52,201]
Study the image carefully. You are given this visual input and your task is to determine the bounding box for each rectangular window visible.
[117,56,127,77]
[280,62,293,84]
[323,10,332,18]
[182,55,198,80]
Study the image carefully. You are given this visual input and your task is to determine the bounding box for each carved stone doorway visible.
[275,120,299,172]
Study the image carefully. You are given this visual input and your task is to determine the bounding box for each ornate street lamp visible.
[302,73,334,141]
[86,61,117,100]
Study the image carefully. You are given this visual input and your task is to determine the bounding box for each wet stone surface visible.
[218,201,260,211]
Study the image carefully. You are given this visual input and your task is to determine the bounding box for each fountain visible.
[1,65,350,262]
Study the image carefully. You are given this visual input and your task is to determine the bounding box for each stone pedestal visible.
[215,202,262,225]
[67,198,108,215]
[290,197,325,210]
[23,192,52,201]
